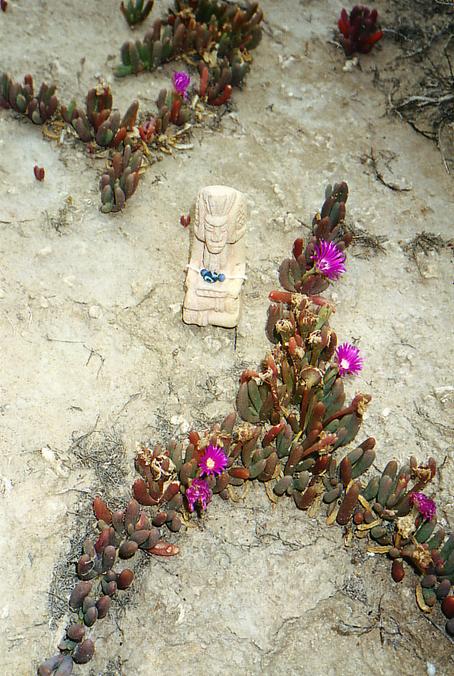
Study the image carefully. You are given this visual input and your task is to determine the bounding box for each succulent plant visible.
[121,0,154,27]
[37,494,179,673]
[0,72,58,123]
[115,0,263,102]
[156,87,191,128]
[277,182,351,297]
[337,6,384,56]
[61,85,138,148]
[99,144,143,213]
[2,4,264,217]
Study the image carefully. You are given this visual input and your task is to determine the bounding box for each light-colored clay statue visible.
[183,185,247,328]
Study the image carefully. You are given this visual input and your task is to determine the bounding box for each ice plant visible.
[335,342,363,376]
[185,478,212,512]
[121,0,154,27]
[172,71,191,99]
[338,6,384,56]
[409,492,436,521]
[198,444,228,477]
[311,239,346,280]
[37,183,454,674]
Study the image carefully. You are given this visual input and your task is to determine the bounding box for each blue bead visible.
[218,273,225,282]
[201,270,214,283]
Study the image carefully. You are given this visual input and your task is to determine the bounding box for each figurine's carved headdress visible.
[194,185,247,244]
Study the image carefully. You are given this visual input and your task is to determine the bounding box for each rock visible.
[88,305,101,319]
[170,415,190,434]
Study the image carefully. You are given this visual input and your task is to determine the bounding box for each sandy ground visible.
[1,0,453,674]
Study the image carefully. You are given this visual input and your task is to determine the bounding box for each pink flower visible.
[409,492,436,521]
[185,478,212,512]
[172,71,191,99]
[198,444,228,477]
[335,342,363,377]
[311,240,346,280]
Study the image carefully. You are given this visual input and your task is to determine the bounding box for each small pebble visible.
[41,446,56,463]
[88,305,101,319]
[170,415,190,434]
[343,57,359,72]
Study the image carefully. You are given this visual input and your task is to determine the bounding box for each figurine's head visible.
[194,185,246,253]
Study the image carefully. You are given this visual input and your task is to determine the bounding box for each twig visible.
[396,94,454,110]
[45,334,85,344]
[362,147,412,192]
[83,344,105,378]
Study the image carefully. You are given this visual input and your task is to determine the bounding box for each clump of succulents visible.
[0,72,58,123]
[61,85,138,148]
[115,0,262,88]
[99,144,143,213]
[38,180,452,673]
[277,182,351,297]
[37,495,178,675]
[1,1,263,216]
[338,6,383,56]
[155,74,192,129]
[121,0,154,27]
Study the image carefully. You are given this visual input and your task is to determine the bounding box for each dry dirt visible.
[1,1,453,675]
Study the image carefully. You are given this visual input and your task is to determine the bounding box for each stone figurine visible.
[183,185,247,328]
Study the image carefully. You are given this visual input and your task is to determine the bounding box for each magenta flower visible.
[198,444,228,476]
[335,342,363,377]
[172,71,191,99]
[311,240,346,280]
[409,492,436,521]
[185,478,212,512]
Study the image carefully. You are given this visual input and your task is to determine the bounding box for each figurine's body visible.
[183,185,247,328]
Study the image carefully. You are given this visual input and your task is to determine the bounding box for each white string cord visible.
[186,263,247,280]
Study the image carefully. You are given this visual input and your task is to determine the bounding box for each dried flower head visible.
[198,444,228,477]
[396,513,417,539]
[335,342,363,377]
[409,492,436,521]
[138,118,156,143]
[136,446,176,481]
[311,240,346,280]
[409,542,433,573]
[172,71,191,99]
[185,478,212,512]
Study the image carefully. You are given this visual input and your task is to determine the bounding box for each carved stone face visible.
[205,215,228,254]
[194,185,247,252]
